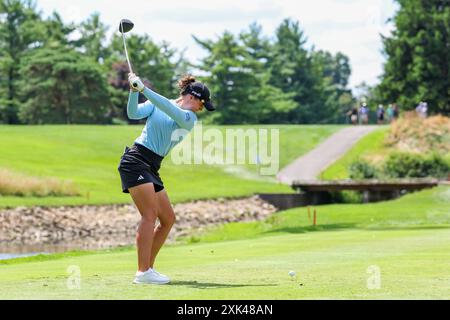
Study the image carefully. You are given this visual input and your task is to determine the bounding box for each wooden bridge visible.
[258,179,441,210]
[291,179,440,204]
[292,179,440,192]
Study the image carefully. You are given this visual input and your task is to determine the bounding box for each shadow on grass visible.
[366,225,450,231]
[264,223,357,235]
[263,223,450,235]
[169,280,277,290]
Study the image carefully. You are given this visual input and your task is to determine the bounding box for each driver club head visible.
[119,19,134,33]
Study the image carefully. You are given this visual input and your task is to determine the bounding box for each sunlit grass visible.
[0,168,79,197]
[0,125,342,207]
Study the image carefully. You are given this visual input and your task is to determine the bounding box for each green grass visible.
[186,186,450,243]
[1,229,449,300]
[2,124,447,299]
[321,127,389,180]
[0,125,341,208]
[1,186,448,299]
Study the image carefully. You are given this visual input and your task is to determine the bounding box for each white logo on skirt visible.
[138,175,145,181]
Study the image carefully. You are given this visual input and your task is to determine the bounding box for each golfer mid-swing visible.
[118,73,215,285]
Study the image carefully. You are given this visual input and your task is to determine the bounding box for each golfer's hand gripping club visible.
[128,73,145,92]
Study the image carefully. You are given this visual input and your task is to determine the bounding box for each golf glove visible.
[128,73,145,92]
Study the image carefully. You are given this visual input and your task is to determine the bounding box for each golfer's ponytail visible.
[179,75,196,95]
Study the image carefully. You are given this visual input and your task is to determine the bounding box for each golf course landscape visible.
[0,124,448,300]
[1,0,449,305]
[0,125,341,207]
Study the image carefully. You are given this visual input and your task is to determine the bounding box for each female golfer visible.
[118,73,215,285]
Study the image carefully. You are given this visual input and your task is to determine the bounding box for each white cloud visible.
[36,0,398,90]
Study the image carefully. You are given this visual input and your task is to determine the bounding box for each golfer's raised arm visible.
[127,91,155,120]
[142,87,196,130]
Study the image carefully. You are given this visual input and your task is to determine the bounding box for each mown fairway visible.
[1,186,448,299]
[0,125,342,207]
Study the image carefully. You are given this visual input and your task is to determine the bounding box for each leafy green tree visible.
[193,31,242,124]
[312,50,354,123]
[313,51,351,91]
[268,19,331,123]
[107,34,180,97]
[42,12,75,47]
[239,23,297,123]
[108,61,154,124]
[0,0,43,123]
[76,13,109,63]
[377,0,449,114]
[19,45,112,124]
[194,25,296,124]
[106,34,182,123]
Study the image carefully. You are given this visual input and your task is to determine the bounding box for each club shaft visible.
[121,21,133,74]
[122,33,133,74]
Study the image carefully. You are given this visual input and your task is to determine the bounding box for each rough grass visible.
[386,113,450,154]
[0,168,79,197]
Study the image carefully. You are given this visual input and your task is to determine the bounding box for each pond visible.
[0,239,135,261]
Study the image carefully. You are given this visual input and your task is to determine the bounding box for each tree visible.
[107,34,180,98]
[239,23,297,123]
[377,0,449,114]
[268,19,331,123]
[106,34,182,123]
[76,13,109,63]
[42,11,76,47]
[194,25,296,124]
[312,50,354,123]
[313,51,351,91]
[0,0,43,123]
[19,45,112,124]
[108,61,154,124]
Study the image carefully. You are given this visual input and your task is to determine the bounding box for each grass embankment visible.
[0,125,341,208]
[1,185,448,299]
[321,128,389,180]
[322,114,450,180]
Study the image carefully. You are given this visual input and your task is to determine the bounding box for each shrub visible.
[383,152,449,179]
[349,159,380,179]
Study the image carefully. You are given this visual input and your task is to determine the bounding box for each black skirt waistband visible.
[132,143,164,163]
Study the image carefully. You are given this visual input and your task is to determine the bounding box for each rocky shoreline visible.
[0,196,278,251]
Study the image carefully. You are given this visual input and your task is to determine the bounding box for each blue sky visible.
[36,0,398,91]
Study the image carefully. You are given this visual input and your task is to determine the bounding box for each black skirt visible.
[118,143,165,193]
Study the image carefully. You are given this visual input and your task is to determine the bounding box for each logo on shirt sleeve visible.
[185,112,191,122]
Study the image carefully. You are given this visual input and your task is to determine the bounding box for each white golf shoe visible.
[133,269,170,285]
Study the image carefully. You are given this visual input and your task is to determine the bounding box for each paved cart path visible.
[277,126,380,184]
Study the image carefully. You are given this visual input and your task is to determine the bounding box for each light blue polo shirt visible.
[127,87,197,157]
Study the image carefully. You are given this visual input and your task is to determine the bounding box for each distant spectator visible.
[347,107,358,125]
[387,104,394,123]
[377,104,385,124]
[416,101,428,119]
[359,103,369,125]
[392,103,400,120]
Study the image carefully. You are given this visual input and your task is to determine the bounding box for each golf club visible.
[119,19,139,89]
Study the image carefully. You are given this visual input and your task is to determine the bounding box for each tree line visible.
[0,0,448,125]
[0,0,353,125]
